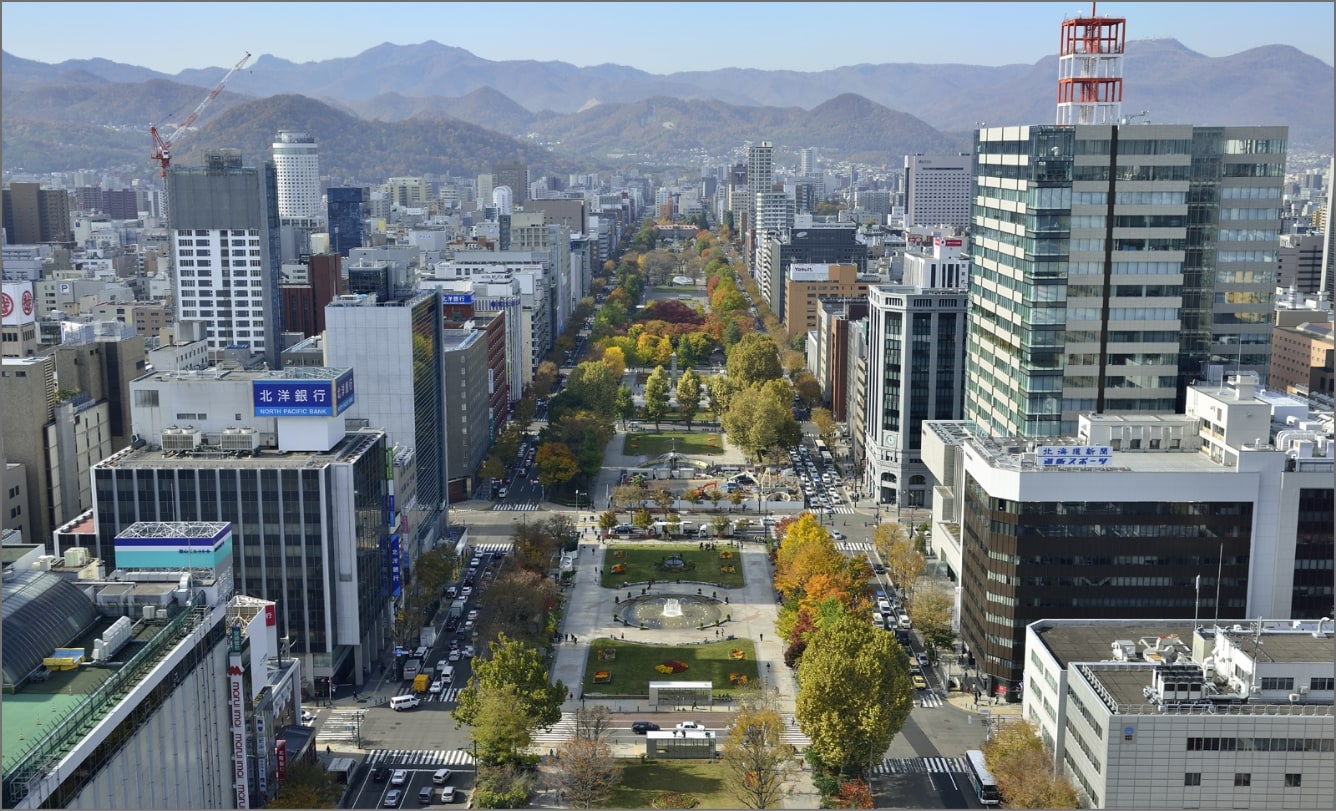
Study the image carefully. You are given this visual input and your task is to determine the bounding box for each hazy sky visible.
[3,2,1332,74]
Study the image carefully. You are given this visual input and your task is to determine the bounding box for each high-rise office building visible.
[798,147,818,177]
[2,183,72,245]
[966,124,1287,438]
[271,130,322,219]
[280,252,346,338]
[746,141,774,236]
[493,161,529,205]
[167,149,283,368]
[903,153,972,228]
[326,187,365,256]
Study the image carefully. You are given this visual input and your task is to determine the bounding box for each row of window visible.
[1186,737,1334,752]
[1220,185,1282,199]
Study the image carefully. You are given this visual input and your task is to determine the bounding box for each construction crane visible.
[150,51,252,177]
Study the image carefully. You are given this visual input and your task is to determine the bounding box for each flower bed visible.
[729,649,745,660]
[720,565,735,574]
[611,563,627,574]
[719,550,733,559]
[614,550,626,558]
[655,660,690,675]
[592,670,612,684]
[598,648,616,661]
[729,672,748,686]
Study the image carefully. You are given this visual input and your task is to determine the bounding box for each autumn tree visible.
[599,345,627,379]
[454,633,566,732]
[721,385,801,463]
[906,586,955,661]
[810,408,837,446]
[722,691,794,809]
[535,442,581,489]
[643,365,670,430]
[873,522,925,600]
[598,511,619,534]
[794,614,914,775]
[477,568,559,649]
[533,361,560,398]
[983,721,1079,809]
[676,367,702,427]
[726,333,783,388]
[480,454,506,482]
[564,361,619,420]
[551,737,622,809]
[706,374,737,415]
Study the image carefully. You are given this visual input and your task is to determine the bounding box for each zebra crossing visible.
[531,711,579,745]
[470,543,512,556]
[829,504,856,515]
[915,690,944,709]
[836,541,874,553]
[870,756,965,776]
[780,714,811,746]
[366,748,475,768]
[314,709,365,744]
[389,684,464,704]
[493,502,540,511]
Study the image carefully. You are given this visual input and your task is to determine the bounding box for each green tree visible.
[454,632,566,731]
[614,384,636,427]
[535,442,581,489]
[721,385,801,463]
[480,454,506,481]
[643,366,670,431]
[721,691,793,809]
[726,333,783,388]
[565,361,619,420]
[794,614,914,774]
[267,759,341,808]
[469,682,537,767]
[706,374,737,415]
[722,319,743,349]
[676,367,702,428]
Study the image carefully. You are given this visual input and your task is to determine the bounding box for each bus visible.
[964,749,1000,806]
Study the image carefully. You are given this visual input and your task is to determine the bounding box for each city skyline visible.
[2,2,1332,76]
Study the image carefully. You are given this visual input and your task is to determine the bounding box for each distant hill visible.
[2,38,1330,177]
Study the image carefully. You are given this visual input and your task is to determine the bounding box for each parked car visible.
[631,721,660,734]
[433,769,453,785]
[391,769,408,786]
[418,787,433,805]
[384,789,402,807]
[372,766,390,783]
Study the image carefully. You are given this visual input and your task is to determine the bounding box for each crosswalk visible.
[315,709,365,744]
[493,502,540,511]
[367,748,475,768]
[870,756,965,775]
[915,691,944,709]
[836,541,874,553]
[780,714,811,746]
[531,711,578,745]
[470,543,512,556]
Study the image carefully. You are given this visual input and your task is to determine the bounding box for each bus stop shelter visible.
[648,680,713,709]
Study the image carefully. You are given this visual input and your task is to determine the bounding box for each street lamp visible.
[575,490,584,513]
[457,741,479,768]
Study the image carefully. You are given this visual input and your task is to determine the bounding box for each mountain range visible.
[2,38,1330,179]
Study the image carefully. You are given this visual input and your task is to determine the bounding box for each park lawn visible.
[601,760,736,809]
[624,431,724,457]
[602,543,745,588]
[583,638,758,698]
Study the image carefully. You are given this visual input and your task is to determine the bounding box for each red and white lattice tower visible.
[1056,3,1126,125]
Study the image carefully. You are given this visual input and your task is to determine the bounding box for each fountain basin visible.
[619,594,724,629]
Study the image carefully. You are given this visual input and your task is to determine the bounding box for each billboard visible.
[1037,445,1113,467]
[252,369,355,417]
[1,282,36,326]
[441,293,473,306]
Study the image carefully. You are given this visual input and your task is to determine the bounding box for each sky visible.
[3,2,1332,74]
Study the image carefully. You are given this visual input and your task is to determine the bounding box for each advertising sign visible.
[252,369,355,418]
[389,533,402,596]
[1036,445,1113,467]
[229,655,250,809]
[275,740,288,782]
[1,282,36,326]
[441,293,473,305]
[254,716,268,798]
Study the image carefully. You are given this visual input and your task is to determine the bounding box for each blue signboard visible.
[252,370,355,417]
[441,293,473,306]
[389,533,402,597]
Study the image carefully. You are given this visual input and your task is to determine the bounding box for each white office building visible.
[271,131,322,220]
[903,153,972,229]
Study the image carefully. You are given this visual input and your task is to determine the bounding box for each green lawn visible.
[602,761,737,809]
[602,543,745,588]
[624,432,724,457]
[583,638,758,698]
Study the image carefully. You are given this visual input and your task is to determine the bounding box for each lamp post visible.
[575,490,584,513]
[456,740,479,768]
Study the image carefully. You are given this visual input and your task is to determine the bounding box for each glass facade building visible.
[327,187,365,256]
[966,124,1287,437]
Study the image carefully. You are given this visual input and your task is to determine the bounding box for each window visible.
[1310,677,1334,691]
[1261,677,1295,691]
[1234,774,1251,787]
[1284,774,1302,788]
[1184,773,1201,787]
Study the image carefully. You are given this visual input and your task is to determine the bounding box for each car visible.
[462,620,475,633]
[418,787,434,805]
[445,586,457,598]
[461,644,475,658]
[445,616,460,631]
[917,653,931,669]
[631,721,661,734]
[429,679,444,694]
[433,769,453,785]
[373,766,391,783]
[912,674,928,690]
[300,710,314,725]
[675,721,703,730]
[391,769,408,786]
[872,563,886,575]
[384,789,403,807]
[831,531,845,540]
[438,786,457,804]
[460,587,473,599]
[467,609,478,621]
[449,649,461,662]
[498,487,509,498]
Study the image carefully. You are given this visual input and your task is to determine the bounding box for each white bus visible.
[964,749,1000,806]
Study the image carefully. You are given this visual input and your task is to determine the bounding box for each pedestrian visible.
[759,633,763,642]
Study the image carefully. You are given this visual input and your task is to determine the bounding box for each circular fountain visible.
[619,594,723,629]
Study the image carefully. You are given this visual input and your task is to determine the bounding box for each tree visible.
[706,374,737,415]
[983,721,1079,809]
[470,682,537,767]
[478,569,559,649]
[872,523,925,600]
[600,345,627,379]
[573,702,615,742]
[729,489,744,509]
[707,487,723,511]
[711,515,732,537]
[649,486,676,516]
[643,366,670,430]
[632,508,654,530]
[614,384,636,427]
[721,691,793,809]
[475,762,537,809]
[454,632,566,731]
[907,586,955,660]
[726,333,783,388]
[794,614,914,774]
[810,408,837,445]
[551,737,622,809]
[598,511,619,534]
[676,368,702,428]
[480,454,506,481]
[565,361,619,420]
[721,385,801,463]
[533,361,560,399]
[535,442,581,489]
[793,370,822,408]
[268,759,342,808]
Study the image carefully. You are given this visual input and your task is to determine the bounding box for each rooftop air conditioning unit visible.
[220,427,260,452]
[65,547,89,567]
[161,427,202,451]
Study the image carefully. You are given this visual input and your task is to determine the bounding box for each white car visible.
[300,710,315,725]
[675,721,703,730]
[831,530,845,540]
[391,769,408,786]
[467,609,478,621]
[429,679,444,694]
[462,644,475,658]
[460,586,473,599]
[449,649,461,662]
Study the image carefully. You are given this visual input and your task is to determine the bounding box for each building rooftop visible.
[1033,620,1199,670]
[95,428,383,470]
[134,365,350,385]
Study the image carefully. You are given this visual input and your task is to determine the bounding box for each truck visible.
[403,658,423,682]
[420,626,437,648]
[413,672,431,692]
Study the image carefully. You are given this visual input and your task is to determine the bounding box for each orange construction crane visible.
[150,51,252,177]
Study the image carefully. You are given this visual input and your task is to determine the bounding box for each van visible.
[440,665,455,682]
[390,694,420,711]
[897,613,912,630]
[872,611,884,627]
